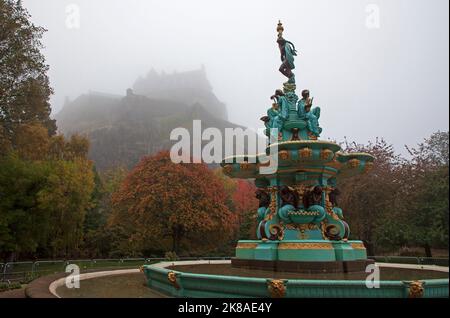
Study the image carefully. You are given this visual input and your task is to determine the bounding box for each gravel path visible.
[0,288,26,298]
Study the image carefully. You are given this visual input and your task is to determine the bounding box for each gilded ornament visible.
[307,131,318,140]
[236,242,258,249]
[279,150,290,160]
[167,271,180,290]
[408,281,424,298]
[299,147,313,158]
[276,20,284,38]
[347,158,360,168]
[320,149,334,160]
[287,210,321,216]
[223,164,233,174]
[267,279,286,298]
[278,242,333,249]
[269,224,284,240]
[363,161,374,173]
[285,223,318,231]
[350,242,366,250]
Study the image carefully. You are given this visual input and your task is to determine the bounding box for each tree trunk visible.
[365,241,375,257]
[171,233,177,253]
[171,226,181,254]
[424,243,432,258]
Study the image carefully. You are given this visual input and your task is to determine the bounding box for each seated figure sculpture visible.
[280,185,299,208]
[263,89,289,141]
[271,89,289,121]
[297,89,322,138]
[255,189,270,222]
[278,185,326,224]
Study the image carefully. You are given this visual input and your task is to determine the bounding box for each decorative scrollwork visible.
[278,242,333,249]
[287,210,321,216]
[264,186,278,221]
[269,224,284,240]
[323,224,341,241]
[320,220,329,240]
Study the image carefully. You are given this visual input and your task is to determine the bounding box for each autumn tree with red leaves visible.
[233,179,258,239]
[110,151,235,255]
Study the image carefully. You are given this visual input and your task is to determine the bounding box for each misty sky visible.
[22,0,449,155]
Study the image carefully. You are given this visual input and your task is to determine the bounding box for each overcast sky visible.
[22,0,449,155]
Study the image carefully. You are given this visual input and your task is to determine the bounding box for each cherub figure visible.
[297,89,322,138]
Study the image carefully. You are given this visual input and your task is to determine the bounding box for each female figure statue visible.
[277,37,297,84]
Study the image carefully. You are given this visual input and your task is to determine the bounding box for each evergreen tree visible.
[0,0,56,144]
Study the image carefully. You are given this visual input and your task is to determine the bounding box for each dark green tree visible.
[0,153,49,261]
[82,166,128,258]
[404,131,449,257]
[0,0,56,143]
[409,165,449,257]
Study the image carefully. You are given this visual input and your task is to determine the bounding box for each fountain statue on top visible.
[277,20,297,84]
[263,21,322,142]
[221,21,375,273]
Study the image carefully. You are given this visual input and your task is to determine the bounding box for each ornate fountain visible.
[141,23,447,298]
[220,21,375,273]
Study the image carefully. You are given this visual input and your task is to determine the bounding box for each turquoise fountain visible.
[221,20,374,273]
[142,22,448,298]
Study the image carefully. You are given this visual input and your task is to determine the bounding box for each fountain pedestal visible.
[232,240,373,273]
[221,22,376,273]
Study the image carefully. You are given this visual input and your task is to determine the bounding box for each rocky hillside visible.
[133,66,228,121]
[55,69,250,170]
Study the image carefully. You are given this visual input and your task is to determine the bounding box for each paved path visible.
[0,288,26,298]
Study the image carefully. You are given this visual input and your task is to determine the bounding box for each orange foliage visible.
[110,151,235,254]
[233,180,258,216]
[232,179,258,239]
[13,123,50,160]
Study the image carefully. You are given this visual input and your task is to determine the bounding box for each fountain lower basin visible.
[143,260,449,298]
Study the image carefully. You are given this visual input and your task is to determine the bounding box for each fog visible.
[22,0,449,154]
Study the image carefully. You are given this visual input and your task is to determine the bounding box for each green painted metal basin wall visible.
[143,262,449,298]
